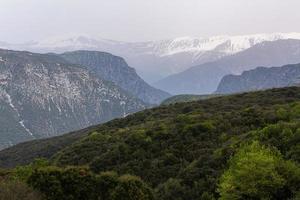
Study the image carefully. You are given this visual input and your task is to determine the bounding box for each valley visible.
[1,87,300,199]
[1,2,300,198]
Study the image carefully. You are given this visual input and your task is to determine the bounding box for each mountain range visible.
[0,49,154,149]
[2,33,300,83]
[154,39,300,94]
[216,63,300,94]
[59,51,169,104]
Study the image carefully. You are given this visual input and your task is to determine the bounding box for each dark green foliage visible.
[155,178,186,200]
[161,94,222,105]
[111,175,154,200]
[95,171,119,200]
[0,179,43,200]
[2,87,300,199]
[27,167,154,200]
[28,167,98,200]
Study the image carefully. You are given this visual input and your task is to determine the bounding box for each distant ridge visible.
[2,32,300,82]
[59,50,170,104]
[216,63,300,94]
[154,39,300,94]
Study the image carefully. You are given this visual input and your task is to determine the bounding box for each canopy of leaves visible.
[2,87,300,199]
[218,141,300,200]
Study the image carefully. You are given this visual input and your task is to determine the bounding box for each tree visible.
[155,178,185,200]
[95,171,119,200]
[111,175,154,200]
[27,166,98,200]
[0,180,43,200]
[218,141,300,200]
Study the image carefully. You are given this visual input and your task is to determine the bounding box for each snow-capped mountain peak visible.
[2,32,300,83]
[151,32,300,56]
[2,32,300,56]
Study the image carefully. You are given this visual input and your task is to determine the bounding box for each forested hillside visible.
[161,94,222,105]
[1,87,300,199]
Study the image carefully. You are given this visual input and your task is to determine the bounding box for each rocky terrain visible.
[60,51,170,104]
[0,49,147,149]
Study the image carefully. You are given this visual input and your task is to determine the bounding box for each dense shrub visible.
[218,141,300,200]
[3,87,300,199]
[155,178,186,200]
[111,175,154,200]
[27,167,154,200]
[0,180,43,200]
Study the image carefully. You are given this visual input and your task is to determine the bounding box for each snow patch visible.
[19,120,34,136]
[4,92,34,136]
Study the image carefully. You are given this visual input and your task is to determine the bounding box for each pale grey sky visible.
[1,0,300,43]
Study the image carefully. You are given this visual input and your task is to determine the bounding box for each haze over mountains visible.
[155,39,300,94]
[2,32,300,83]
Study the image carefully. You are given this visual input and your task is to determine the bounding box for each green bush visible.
[27,167,154,200]
[95,171,119,200]
[155,178,185,200]
[218,141,300,200]
[0,180,43,200]
[28,166,97,200]
[111,175,154,200]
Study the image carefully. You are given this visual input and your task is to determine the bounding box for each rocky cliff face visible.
[215,63,300,94]
[60,51,170,104]
[0,49,147,149]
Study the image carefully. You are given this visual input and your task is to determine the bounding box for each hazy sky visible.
[1,0,300,43]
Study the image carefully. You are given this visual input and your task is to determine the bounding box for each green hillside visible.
[161,94,222,105]
[1,87,300,199]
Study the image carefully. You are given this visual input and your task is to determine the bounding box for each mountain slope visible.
[215,63,300,94]
[0,49,147,149]
[1,87,300,199]
[2,33,300,82]
[60,51,170,104]
[155,39,300,94]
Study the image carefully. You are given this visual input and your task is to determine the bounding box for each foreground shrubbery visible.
[27,167,153,200]
[0,179,43,200]
[218,141,300,200]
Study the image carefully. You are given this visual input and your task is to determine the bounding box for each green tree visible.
[155,178,185,200]
[111,175,154,200]
[0,180,43,200]
[218,141,300,200]
[95,171,119,200]
[28,166,98,200]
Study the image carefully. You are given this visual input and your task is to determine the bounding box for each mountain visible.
[215,63,300,94]
[154,39,300,95]
[1,87,300,199]
[0,49,147,150]
[59,51,170,104]
[2,33,300,83]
